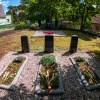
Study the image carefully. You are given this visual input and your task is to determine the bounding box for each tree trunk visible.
[38,19,41,27]
[80,4,86,30]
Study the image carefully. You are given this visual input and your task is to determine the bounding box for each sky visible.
[0,0,20,13]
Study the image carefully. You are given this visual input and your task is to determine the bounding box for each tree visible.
[7,6,18,23]
[66,0,100,30]
[28,0,62,23]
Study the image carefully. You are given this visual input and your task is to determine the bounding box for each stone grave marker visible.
[44,35,54,53]
[21,35,30,53]
[69,35,78,53]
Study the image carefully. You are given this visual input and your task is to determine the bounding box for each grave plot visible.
[0,56,28,90]
[70,54,100,90]
[34,54,65,94]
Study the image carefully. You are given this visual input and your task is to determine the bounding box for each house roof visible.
[0,4,5,18]
[92,15,100,24]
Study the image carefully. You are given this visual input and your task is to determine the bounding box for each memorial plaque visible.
[21,35,30,53]
[69,35,78,53]
[45,35,54,53]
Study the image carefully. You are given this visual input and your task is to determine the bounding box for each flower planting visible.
[39,54,59,92]
[74,57,100,85]
[0,56,26,85]
[44,31,54,34]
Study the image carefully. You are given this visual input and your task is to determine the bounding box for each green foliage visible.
[75,57,85,62]
[30,23,38,29]
[57,24,67,29]
[15,22,27,30]
[40,54,56,66]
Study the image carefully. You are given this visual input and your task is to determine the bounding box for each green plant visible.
[15,22,27,30]
[75,56,85,62]
[40,54,56,67]
[57,24,67,29]
[30,23,38,29]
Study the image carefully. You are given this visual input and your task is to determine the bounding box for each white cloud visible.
[0,0,9,7]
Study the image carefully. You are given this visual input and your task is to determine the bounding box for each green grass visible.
[28,30,100,53]
[0,29,100,59]
[26,30,100,58]
[63,30,100,54]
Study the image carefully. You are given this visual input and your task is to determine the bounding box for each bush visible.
[40,54,56,66]
[15,22,27,30]
[57,24,67,29]
[75,57,85,62]
[30,23,38,29]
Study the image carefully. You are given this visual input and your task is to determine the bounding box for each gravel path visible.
[0,51,100,100]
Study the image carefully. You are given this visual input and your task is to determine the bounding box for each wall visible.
[0,15,11,26]
[92,23,100,32]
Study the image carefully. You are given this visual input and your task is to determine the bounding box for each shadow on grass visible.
[63,30,96,41]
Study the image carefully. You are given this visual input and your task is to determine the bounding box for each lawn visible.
[0,29,100,59]
[63,30,100,58]
[0,29,33,58]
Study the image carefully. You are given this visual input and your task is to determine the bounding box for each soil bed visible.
[70,57,100,90]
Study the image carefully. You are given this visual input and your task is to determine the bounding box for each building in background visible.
[91,15,100,32]
[0,4,11,26]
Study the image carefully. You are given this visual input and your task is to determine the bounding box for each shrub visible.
[75,57,85,62]
[30,23,38,29]
[15,22,27,30]
[40,54,56,66]
[57,24,67,29]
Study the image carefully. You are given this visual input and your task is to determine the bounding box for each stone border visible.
[34,63,65,94]
[0,56,28,90]
[70,57,100,90]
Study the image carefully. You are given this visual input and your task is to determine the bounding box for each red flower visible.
[48,86,51,92]
[88,66,92,69]
[47,70,56,73]
[80,66,87,71]
[44,31,54,34]
[38,72,42,75]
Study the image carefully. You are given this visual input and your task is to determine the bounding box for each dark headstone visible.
[69,35,78,53]
[21,35,30,53]
[45,35,54,53]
